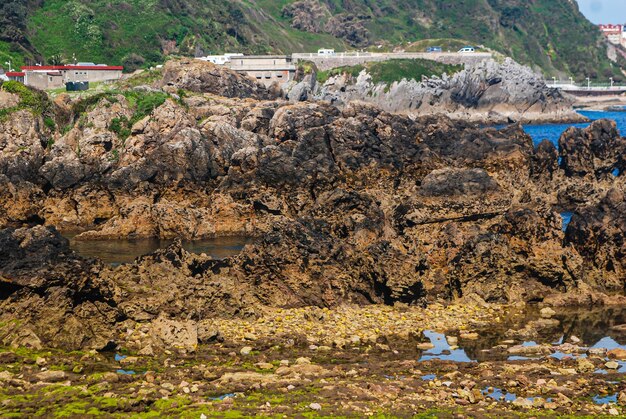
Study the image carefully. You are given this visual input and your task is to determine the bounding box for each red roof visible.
[21,65,123,71]
[6,72,25,77]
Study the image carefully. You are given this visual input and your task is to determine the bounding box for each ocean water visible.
[519,109,626,148]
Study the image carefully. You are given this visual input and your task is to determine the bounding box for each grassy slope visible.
[12,0,623,80]
[316,59,463,85]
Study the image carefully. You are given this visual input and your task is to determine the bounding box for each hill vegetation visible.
[0,0,621,80]
[316,59,463,85]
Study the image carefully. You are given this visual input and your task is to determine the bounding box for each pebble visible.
[608,348,626,360]
[35,370,67,383]
[240,346,253,356]
[309,402,322,411]
[255,362,274,370]
[540,307,556,318]
[296,357,311,365]
[35,357,47,367]
[460,332,479,340]
[417,342,435,350]
[576,358,595,373]
[605,361,620,370]
[609,408,620,416]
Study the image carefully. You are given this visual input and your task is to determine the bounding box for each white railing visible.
[549,81,626,91]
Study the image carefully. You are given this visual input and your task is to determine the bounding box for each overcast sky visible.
[577,0,626,24]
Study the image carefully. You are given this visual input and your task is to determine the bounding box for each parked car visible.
[426,46,443,53]
[318,49,336,56]
[458,46,476,53]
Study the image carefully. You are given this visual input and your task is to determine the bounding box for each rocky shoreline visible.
[1,59,626,416]
[288,58,586,125]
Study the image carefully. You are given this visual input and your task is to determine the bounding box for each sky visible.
[577,0,626,24]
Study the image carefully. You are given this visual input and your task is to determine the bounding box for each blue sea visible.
[518,109,626,148]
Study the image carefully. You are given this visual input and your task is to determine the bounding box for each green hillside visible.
[0,0,621,80]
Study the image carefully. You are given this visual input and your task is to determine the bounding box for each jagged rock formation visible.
[0,62,625,350]
[293,58,584,124]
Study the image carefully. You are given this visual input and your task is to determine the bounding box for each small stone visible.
[556,393,572,406]
[255,362,274,370]
[240,346,253,356]
[279,360,289,366]
[296,357,311,365]
[120,356,139,365]
[609,408,620,416]
[446,336,458,345]
[200,414,207,419]
[588,347,607,356]
[287,384,295,390]
[540,307,556,319]
[619,391,626,405]
[570,335,581,344]
[309,403,322,411]
[35,370,66,383]
[608,348,626,360]
[244,333,257,341]
[460,332,479,340]
[576,357,595,373]
[35,357,47,367]
[606,361,620,370]
[138,345,154,357]
[417,342,435,350]
[350,335,361,345]
[182,387,190,394]
[513,398,533,408]
[161,382,175,391]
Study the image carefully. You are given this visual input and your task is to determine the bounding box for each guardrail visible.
[550,82,626,91]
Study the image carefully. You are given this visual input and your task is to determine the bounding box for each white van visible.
[458,46,475,53]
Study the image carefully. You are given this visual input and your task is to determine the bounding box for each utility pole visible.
[586,77,591,90]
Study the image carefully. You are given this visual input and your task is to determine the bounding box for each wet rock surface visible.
[0,305,626,417]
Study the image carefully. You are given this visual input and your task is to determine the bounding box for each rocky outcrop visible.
[281,0,369,46]
[292,58,584,124]
[282,0,331,33]
[158,59,275,99]
[0,60,625,350]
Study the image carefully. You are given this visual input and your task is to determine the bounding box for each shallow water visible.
[417,306,626,364]
[65,235,252,265]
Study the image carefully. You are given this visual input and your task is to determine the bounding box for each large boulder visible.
[158,59,275,99]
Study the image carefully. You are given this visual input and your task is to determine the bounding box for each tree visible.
[122,53,145,72]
